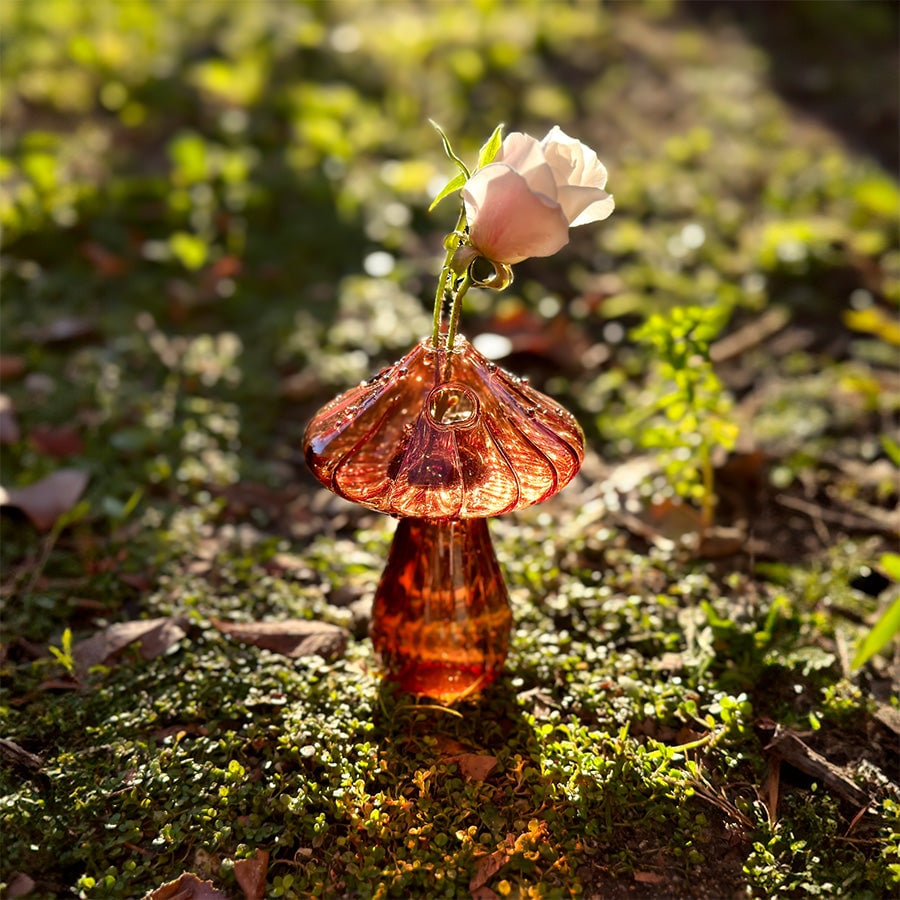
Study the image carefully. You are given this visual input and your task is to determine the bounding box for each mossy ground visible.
[1,2,898,897]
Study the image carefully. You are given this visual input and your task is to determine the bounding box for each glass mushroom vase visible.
[304,335,584,703]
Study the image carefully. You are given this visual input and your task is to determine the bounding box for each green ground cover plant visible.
[1,1,898,897]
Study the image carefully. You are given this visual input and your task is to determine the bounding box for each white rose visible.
[461,126,614,265]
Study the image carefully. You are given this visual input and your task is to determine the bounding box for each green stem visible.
[431,208,468,348]
[445,273,472,349]
[700,442,715,533]
[431,265,449,347]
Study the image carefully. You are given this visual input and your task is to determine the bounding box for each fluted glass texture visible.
[303,337,584,519]
[370,517,512,702]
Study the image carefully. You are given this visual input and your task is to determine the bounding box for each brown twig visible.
[757,720,871,810]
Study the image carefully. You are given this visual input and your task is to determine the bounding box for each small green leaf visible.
[428,171,467,212]
[475,123,504,170]
[880,552,900,582]
[852,592,900,669]
[881,435,900,468]
[169,231,208,270]
[428,119,469,178]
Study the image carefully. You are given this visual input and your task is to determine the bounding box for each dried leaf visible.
[80,241,128,276]
[73,617,189,675]
[470,889,500,900]
[761,757,781,826]
[633,871,666,885]
[0,469,90,531]
[873,704,900,737]
[434,735,469,756]
[469,848,508,893]
[0,739,44,773]
[233,849,269,900]
[5,873,35,899]
[696,526,746,559]
[29,425,84,458]
[143,873,228,899]
[757,719,871,808]
[450,753,497,782]
[30,316,98,345]
[0,394,20,444]
[0,355,25,380]
[211,618,349,660]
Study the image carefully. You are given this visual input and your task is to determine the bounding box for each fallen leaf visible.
[0,469,90,530]
[633,870,666,885]
[756,719,871,809]
[29,425,84,458]
[449,754,497,782]
[469,848,508,894]
[211,618,349,660]
[5,872,35,899]
[119,572,153,591]
[0,355,26,380]
[73,617,189,675]
[696,526,746,559]
[0,739,43,773]
[29,316,99,345]
[205,254,241,281]
[470,889,500,900]
[80,241,129,276]
[482,308,591,372]
[233,849,269,900]
[761,757,781,826]
[635,499,706,546]
[873,704,900,737]
[143,873,228,899]
[0,394,20,444]
[434,736,469,756]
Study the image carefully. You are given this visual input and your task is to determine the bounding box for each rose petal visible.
[556,185,615,227]
[495,134,558,199]
[464,165,570,264]
[495,132,542,169]
[542,129,609,191]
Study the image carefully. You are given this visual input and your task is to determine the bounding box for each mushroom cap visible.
[303,336,584,519]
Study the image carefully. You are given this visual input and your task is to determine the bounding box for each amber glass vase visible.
[370,517,512,703]
[304,336,584,702]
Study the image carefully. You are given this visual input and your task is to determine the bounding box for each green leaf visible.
[475,123,504,170]
[851,592,900,669]
[169,231,208,270]
[428,171,467,212]
[880,552,900,582]
[881,435,900,468]
[428,119,469,179]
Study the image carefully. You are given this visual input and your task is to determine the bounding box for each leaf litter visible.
[0,469,89,531]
